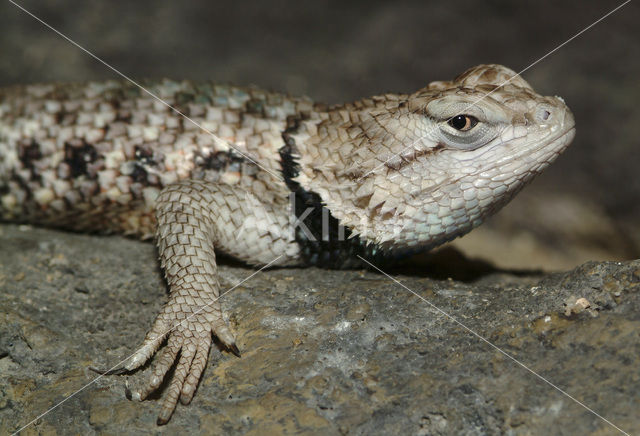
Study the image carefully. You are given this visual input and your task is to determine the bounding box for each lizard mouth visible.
[406,122,576,200]
[538,123,576,155]
[541,100,576,148]
[386,103,575,175]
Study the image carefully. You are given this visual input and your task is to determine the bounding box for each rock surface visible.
[1,224,638,435]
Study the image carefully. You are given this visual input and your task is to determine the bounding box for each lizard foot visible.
[121,295,239,424]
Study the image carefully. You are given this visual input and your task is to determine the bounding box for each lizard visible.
[0,64,575,424]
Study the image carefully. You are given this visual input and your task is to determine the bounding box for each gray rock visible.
[1,224,638,435]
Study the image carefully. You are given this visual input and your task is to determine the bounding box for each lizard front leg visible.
[121,179,299,424]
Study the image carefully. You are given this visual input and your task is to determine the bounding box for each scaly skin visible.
[0,64,575,424]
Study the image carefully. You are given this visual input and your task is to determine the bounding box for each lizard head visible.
[288,64,575,252]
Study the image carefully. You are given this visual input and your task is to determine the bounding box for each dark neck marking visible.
[280,121,390,269]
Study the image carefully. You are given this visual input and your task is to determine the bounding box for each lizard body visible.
[0,64,575,424]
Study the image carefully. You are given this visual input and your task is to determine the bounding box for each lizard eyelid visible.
[438,117,496,150]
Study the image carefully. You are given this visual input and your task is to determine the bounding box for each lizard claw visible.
[116,293,235,424]
[124,385,133,400]
[88,365,129,376]
[227,343,241,358]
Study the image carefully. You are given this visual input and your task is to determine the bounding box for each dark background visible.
[1,0,638,269]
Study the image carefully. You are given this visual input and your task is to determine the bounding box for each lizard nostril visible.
[536,107,552,122]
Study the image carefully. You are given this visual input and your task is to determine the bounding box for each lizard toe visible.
[156,336,197,425]
[124,315,170,372]
[179,334,211,405]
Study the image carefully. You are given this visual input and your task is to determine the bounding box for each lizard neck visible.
[279,133,416,268]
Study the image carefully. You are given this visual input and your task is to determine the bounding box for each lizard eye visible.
[438,112,496,150]
[448,115,478,131]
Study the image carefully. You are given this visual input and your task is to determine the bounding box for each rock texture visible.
[1,224,638,435]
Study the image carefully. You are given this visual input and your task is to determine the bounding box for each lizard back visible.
[0,80,312,238]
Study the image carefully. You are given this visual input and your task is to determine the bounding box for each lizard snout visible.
[532,97,575,131]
